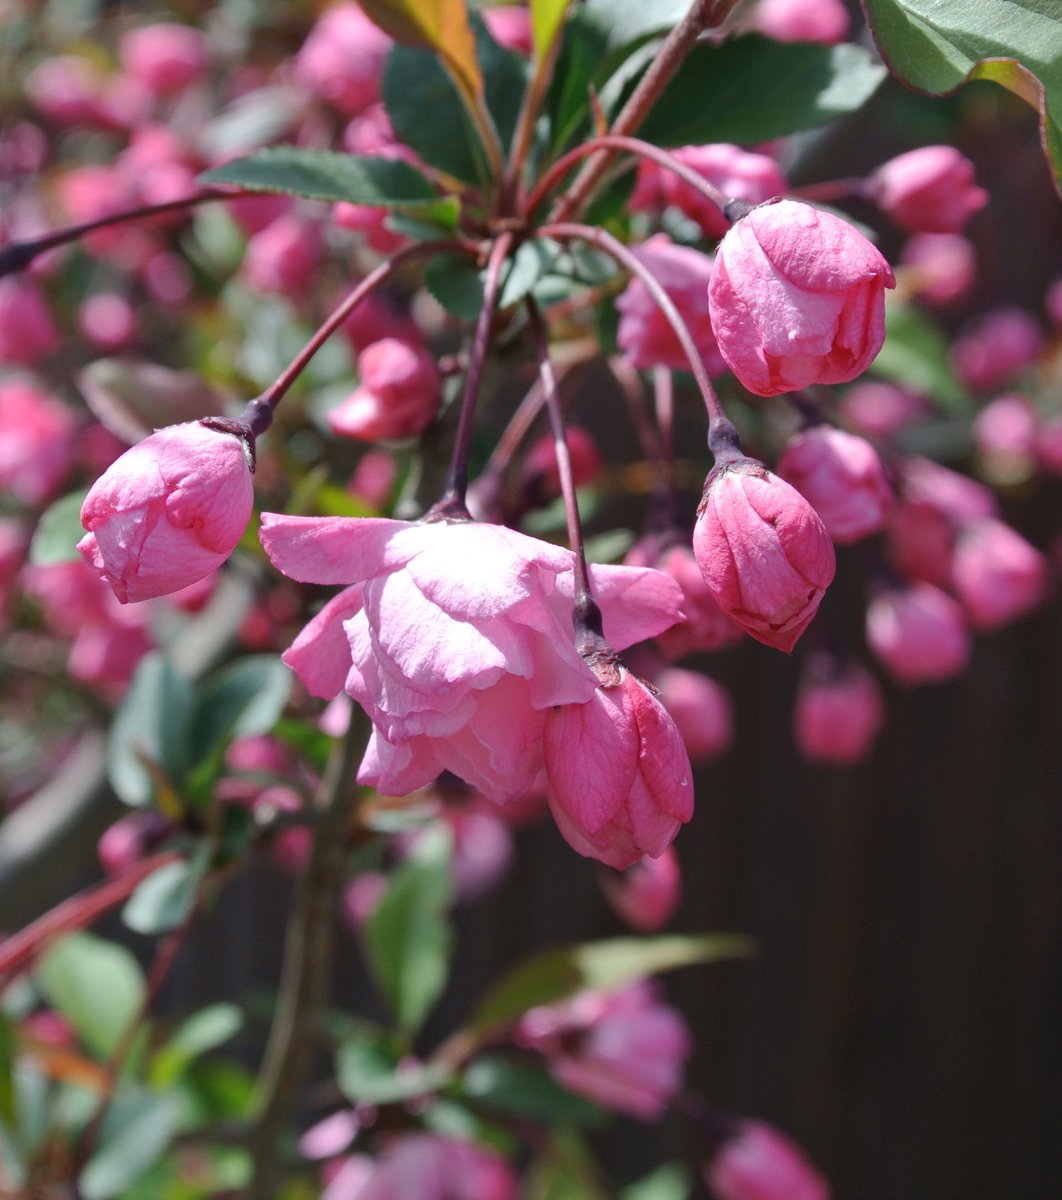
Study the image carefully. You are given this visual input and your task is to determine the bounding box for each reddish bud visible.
[870,146,987,233]
[866,582,970,685]
[655,666,733,762]
[899,232,976,307]
[601,847,682,932]
[950,517,1048,632]
[0,277,60,366]
[293,3,391,116]
[119,24,209,97]
[706,1120,830,1200]
[754,0,849,43]
[840,381,925,439]
[0,378,76,506]
[951,308,1043,392]
[327,338,440,442]
[793,656,884,765]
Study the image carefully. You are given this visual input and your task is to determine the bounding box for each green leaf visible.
[35,934,145,1060]
[336,1030,452,1104]
[28,490,87,566]
[360,0,484,106]
[122,851,207,936]
[638,36,887,146]
[872,300,971,413]
[201,149,445,211]
[383,15,527,185]
[425,252,486,319]
[108,654,194,807]
[188,655,292,766]
[531,0,574,62]
[498,238,560,309]
[150,1003,243,1089]
[0,1013,15,1127]
[622,1164,692,1200]
[528,1130,610,1200]
[79,1092,182,1200]
[862,0,1062,192]
[461,1056,606,1126]
[363,825,454,1035]
[470,934,753,1036]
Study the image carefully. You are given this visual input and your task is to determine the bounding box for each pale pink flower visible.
[777,426,893,544]
[693,458,836,652]
[25,56,118,130]
[973,394,1038,482]
[631,144,785,240]
[754,0,848,43]
[708,200,894,396]
[242,214,323,298]
[349,451,397,508]
[616,235,724,375]
[119,23,209,97]
[322,1134,516,1200]
[482,6,533,54]
[793,657,884,765]
[601,846,682,932]
[899,232,976,307]
[865,582,970,685]
[517,982,691,1120]
[78,420,254,603]
[0,378,76,505]
[706,1120,831,1200]
[869,146,987,233]
[79,293,137,352]
[840,381,925,439]
[294,3,391,116]
[655,666,733,762]
[327,339,440,442]
[951,308,1043,392]
[950,517,1048,631]
[900,456,997,523]
[544,666,694,868]
[0,277,60,366]
[260,515,684,807]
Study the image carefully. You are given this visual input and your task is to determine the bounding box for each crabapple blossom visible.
[900,232,977,306]
[973,394,1039,482]
[839,380,925,439]
[601,846,682,932]
[98,811,171,876]
[544,665,694,868]
[119,23,209,97]
[865,582,970,685]
[753,0,849,43]
[294,3,391,116]
[0,378,76,505]
[79,293,137,352]
[78,420,255,603]
[950,517,1048,631]
[793,657,885,765]
[616,235,724,375]
[693,457,836,652]
[870,146,987,233]
[777,426,893,544]
[522,425,602,499]
[260,515,684,811]
[327,339,440,442]
[242,214,323,298]
[0,276,60,365]
[707,200,894,395]
[482,6,534,54]
[321,1133,517,1200]
[706,1121,831,1200]
[655,666,733,762]
[951,308,1043,391]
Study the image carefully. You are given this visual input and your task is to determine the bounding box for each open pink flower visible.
[708,200,894,396]
[260,515,684,807]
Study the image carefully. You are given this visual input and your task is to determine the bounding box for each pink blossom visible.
[793,657,884,765]
[544,666,694,869]
[350,450,398,508]
[342,103,413,160]
[885,501,955,587]
[442,803,514,900]
[754,0,848,43]
[294,3,392,116]
[951,308,1043,392]
[341,872,389,930]
[119,23,209,98]
[341,293,420,354]
[260,515,684,807]
[655,666,733,762]
[693,457,836,652]
[0,379,76,505]
[334,202,407,255]
[98,811,171,876]
[115,126,200,212]
[840,381,925,439]
[142,251,193,305]
[777,426,893,544]
[228,193,294,237]
[869,146,987,233]
[708,200,895,396]
[0,277,60,366]
[24,56,118,129]
[78,420,254,603]
[900,233,976,307]
[950,517,1048,631]
[79,293,137,352]
[0,519,27,622]
[706,1120,831,1200]
[242,214,323,298]
[322,1134,516,1200]
[973,394,1038,482]
[631,145,785,240]
[865,582,970,685]
[601,846,682,932]
[900,456,997,523]
[482,6,534,55]
[517,982,691,1120]
[616,235,724,375]
[328,339,440,442]
[522,425,602,500]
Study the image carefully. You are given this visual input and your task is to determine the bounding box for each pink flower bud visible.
[793,657,884,765]
[341,103,412,160]
[973,394,1038,483]
[693,458,836,652]
[349,450,397,508]
[0,277,60,366]
[294,3,391,116]
[98,811,171,876]
[545,667,694,869]
[79,293,137,352]
[951,308,1043,392]
[78,420,254,603]
[601,847,681,931]
[866,582,970,685]
[119,24,209,97]
[333,200,406,254]
[950,517,1048,631]
[870,146,987,233]
[839,381,925,439]
[616,235,724,375]
[631,145,786,240]
[885,501,955,587]
[899,233,976,307]
[708,200,894,395]
[777,426,893,544]
[706,1120,830,1200]
[482,6,534,54]
[0,379,76,505]
[754,0,849,44]
[655,666,733,762]
[901,456,997,523]
[25,56,117,130]
[341,872,389,930]
[242,215,323,298]
[327,338,440,442]
[523,425,602,500]
[340,292,420,354]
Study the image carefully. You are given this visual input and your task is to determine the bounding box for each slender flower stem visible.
[246,706,371,1200]
[527,134,751,223]
[433,232,515,516]
[546,0,740,224]
[242,239,475,437]
[788,177,868,204]
[0,187,251,277]
[504,34,564,209]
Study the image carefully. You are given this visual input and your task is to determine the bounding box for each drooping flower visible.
[327,338,440,442]
[865,582,970,685]
[950,517,1048,632]
[601,846,682,932]
[869,146,987,233]
[655,666,733,762]
[793,656,885,765]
